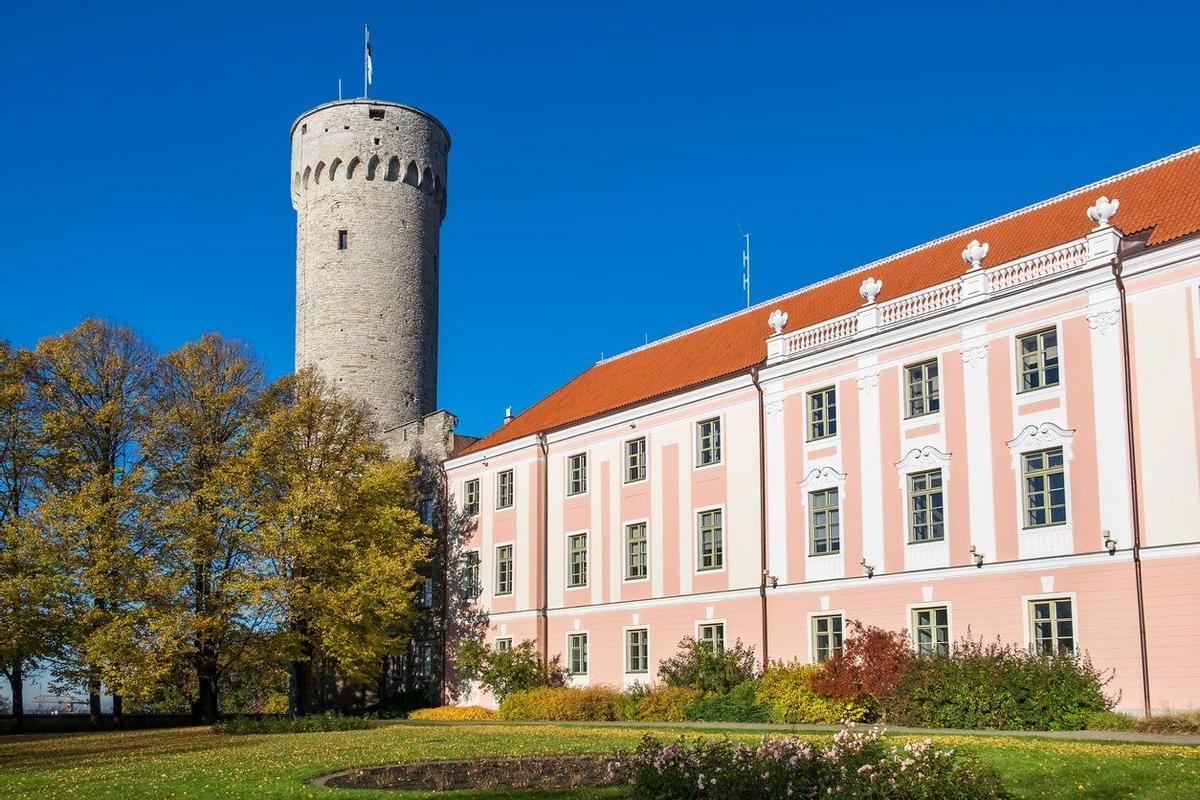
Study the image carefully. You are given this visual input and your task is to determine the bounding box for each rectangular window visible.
[809,489,841,555]
[908,469,945,543]
[912,606,950,657]
[905,359,940,417]
[697,509,724,571]
[696,417,722,466]
[625,522,648,580]
[567,453,588,495]
[496,470,514,510]
[495,637,513,652]
[568,632,588,675]
[698,622,725,654]
[463,479,480,516]
[337,229,348,250]
[495,544,513,596]
[567,532,588,588]
[419,497,435,526]
[1017,327,1060,392]
[812,614,843,663]
[625,437,647,483]
[1029,598,1075,655]
[807,386,838,440]
[463,551,481,600]
[626,628,649,673]
[416,643,433,677]
[419,577,434,608]
[1022,447,1067,528]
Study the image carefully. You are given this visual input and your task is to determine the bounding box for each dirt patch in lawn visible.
[314,755,617,791]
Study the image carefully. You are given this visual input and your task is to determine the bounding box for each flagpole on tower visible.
[363,24,372,98]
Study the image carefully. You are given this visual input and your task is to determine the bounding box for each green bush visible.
[214,713,374,735]
[685,680,768,722]
[657,636,759,693]
[635,685,704,722]
[756,662,870,724]
[1083,710,1136,731]
[890,636,1114,730]
[498,685,625,721]
[457,639,566,703]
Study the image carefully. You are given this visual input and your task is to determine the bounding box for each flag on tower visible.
[365,26,373,88]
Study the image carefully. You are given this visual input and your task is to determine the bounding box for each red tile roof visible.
[460,146,1200,456]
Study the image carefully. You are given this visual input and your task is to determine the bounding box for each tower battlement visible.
[292,99,450,438]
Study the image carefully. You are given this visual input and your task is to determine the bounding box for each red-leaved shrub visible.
[808,621,914,715]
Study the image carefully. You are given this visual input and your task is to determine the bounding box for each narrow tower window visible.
[337,230,348,250]
[369,108,385,120]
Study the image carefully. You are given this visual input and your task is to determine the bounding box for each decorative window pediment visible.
[894,446,951,489]
[799,466,847,504]
[1006,422,1075,468]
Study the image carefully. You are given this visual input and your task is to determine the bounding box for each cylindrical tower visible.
[290,99,450,434]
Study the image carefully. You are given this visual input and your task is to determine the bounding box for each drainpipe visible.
[536,432,550,666]
[1113,258,1152,718]
[751,367,770,666]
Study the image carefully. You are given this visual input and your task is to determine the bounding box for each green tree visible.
[33,320,162,725]
[245,369,432,715]
[0,341,66,732]
[144,333,267,723]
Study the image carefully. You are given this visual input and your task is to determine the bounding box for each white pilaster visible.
[764,387,788,584]
[960,327,997,560]
[856,357,885,571]
[1087,287,1133,549]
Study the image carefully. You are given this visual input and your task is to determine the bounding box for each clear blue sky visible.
[1,1,1197,441]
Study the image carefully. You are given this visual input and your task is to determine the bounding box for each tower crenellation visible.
[291,99,450,442]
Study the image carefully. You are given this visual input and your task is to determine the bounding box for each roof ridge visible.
[594,143,1200,366]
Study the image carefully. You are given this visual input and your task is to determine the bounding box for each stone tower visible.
[290,99,450,438]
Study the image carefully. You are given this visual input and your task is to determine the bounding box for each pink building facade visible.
[445,149,1200,713]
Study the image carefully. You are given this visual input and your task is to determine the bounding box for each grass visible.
[1,721,1198,799]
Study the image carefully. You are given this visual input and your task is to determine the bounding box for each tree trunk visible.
[88,678,102,729]
[195,648,219,724]
[112,693,123,726]
[8,663,24,733]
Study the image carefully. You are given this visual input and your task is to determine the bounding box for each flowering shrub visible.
[407,705,497,721]
[498,685,626,721]
[756,662,870,724]
[610,726,1010,799]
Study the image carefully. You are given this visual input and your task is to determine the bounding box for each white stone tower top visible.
[290,99,450,438]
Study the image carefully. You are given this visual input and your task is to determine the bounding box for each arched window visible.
[366,155,381,181]
[420,168,434,195]
[385,156,401,181]
[403,161,420,186]
[302,166,311,189]
[346,157,361,179]
[329,158,343,181]
[314,161,325,184]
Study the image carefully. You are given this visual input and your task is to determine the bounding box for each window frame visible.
[808,487,841,556]
[496,469,515,510]
[566,531,589,589]
[1021,446,1068,529]
[1015,326,1061,394]
[696,507,725,572]
[1026,595,1077,656]
[695,416,723,468]
[566,452,588,496]
[463,478,480,516]
[337,229,349,250]
[810,613,844,663]
[567,632,589,676]
[624,436,648,484]
[494,543,514,596]
[625,627,649,674]
[624,520,649,582]
[906,468,946,543]
[463,549,481,601]
[696,621,726,654]
[904,358,941,418]
[494,637,513,652]
[910,604,951,658]
[806,386,839,441]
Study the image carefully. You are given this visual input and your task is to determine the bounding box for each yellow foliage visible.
[408,705,498,721]
[498,686,625,721]
[636,686,704,722]
[756,663,870,724]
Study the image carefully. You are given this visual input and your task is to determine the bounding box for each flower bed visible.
[315,755,616,791]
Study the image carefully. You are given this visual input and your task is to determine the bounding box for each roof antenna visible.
[738,224,751,308]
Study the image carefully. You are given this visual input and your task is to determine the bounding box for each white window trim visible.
[565,630,590,680]
[565,450,591,498]
[896,449,951,548]
[495,468,516,510]
[1007,426,1075,545]
[622,516,651,583]
[1011,321,1067,401]
[900,354,945,424]
[494,636,513,651]
[493,542,515,597]
[694,504,728,574]
[804,383,841,444]
[806,609,846,664]
[461,477,481,515]
[694,618,727,651]
[622,625,651,675]
[800,469,846,559]
[1020,591,1080,654]
[692,413,726,471]
[564,529,590,590]
[905,601,954,655]
[623,434,650,485]
[463,547,481,601]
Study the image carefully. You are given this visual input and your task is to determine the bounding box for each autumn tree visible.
[245,369,432,716]
[144,333,268,723]
[33,320,163,725]
[0,341,66,732]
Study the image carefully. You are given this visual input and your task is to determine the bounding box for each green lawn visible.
[1,721,1197,799]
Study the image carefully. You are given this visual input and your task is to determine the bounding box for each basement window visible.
[369,108,385,120]
[337,230,348,250]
